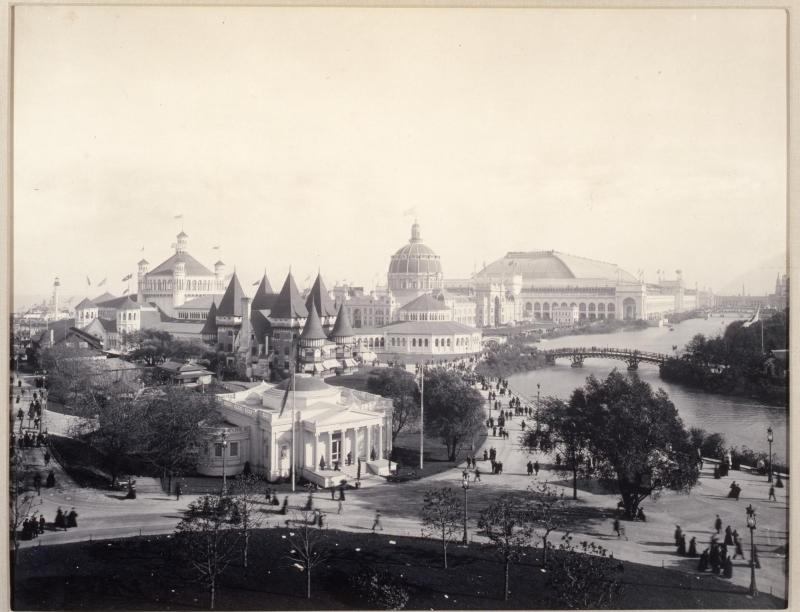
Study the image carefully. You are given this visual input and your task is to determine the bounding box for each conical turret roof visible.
[271,272,308,319]
[252,271,275,310]
[299,304,326,343]
[201,301,218,335]
[305,273,337,318]
[329,303,354,340]
[217,271,246,317]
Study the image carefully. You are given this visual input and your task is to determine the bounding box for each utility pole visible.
[419,363,425,471]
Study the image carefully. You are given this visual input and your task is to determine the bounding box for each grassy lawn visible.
[14,529,784,610]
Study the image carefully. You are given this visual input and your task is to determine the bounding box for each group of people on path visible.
[21,507,78,539]
[11,430,49,450]
[670,512,757,579]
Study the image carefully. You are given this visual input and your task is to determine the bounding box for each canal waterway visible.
[509,315,789,463]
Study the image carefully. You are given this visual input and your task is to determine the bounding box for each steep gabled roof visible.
[75,297,97,310]
[305,273,337,318]
[201,302,218,335]
[329,303,354,340]
[217,271,246,317]
[252,272,276,310]
[92,292,117,304]
[300,307,327,343]
[270,273,308,319]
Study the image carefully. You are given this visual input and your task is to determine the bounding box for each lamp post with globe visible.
[746,511,758,597]
[462,473,470,545]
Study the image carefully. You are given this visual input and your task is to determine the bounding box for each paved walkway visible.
[17,377,788,601]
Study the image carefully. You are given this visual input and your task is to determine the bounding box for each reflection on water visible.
[509,316,788,462]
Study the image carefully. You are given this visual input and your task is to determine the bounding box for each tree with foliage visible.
[366,367,420,444]
[422,368,485,462]
[522,398,591,500]
[231,473,267,570]
[420,487,462,569]
[478,494,531,601]
[560,371,699,519]
[350,566,410,610]
[175,495,242,610]
[547,533,624,609]
[285,509,331,599]
[138,387,217,490]
[525,482,567,567]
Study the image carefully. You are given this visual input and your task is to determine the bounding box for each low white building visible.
[198,375,394,486]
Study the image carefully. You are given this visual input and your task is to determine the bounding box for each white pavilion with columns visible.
[200,374,395,486]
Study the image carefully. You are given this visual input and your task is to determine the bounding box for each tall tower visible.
[215,260,226,292]
[137,259,149,303]
[173,261,186,308]
[51,276,61,315]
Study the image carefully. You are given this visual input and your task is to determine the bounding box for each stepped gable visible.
[329,303,354,340]
[271,272,308,319]
[217,271,246,317]
[252,272,276,310]
[305,273,337,318]
[201,302,218,335]
[300,304,327,343]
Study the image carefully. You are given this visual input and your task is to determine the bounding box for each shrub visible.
[700,433,726,459]
[350,566,410,610]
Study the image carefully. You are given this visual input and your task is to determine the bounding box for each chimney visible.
[240,296,252,352]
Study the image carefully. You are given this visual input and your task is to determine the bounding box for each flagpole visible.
[291,343,296,493]
[419,363,424,471]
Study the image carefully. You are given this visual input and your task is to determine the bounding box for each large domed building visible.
[473,250,697,326]
[387,220,443,306]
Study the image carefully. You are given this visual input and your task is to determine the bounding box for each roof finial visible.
[411,219,421,243]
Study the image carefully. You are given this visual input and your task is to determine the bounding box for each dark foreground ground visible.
[14,529,784,610]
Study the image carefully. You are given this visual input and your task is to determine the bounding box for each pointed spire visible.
[217,270,246,317]
[329,303,354,342]
[252,271,275,310]
[201,301,218,336]
[271,272,308,319]
[299,303,326,345]
[305,272,337,319]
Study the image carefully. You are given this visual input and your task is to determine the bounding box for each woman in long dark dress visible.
[677,534,687,556]
[688,536,698,557]
[698,549,709,572]
[54,507,66,531]
[724,525,734,546]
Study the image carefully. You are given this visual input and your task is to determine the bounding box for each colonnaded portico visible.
[201,375,394,485]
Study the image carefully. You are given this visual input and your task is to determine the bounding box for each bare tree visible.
[420,487,462,569]
[525,481,567,567]
[175,495,242,610]
[231,473,268,570]
[9,448,40,569]
[478,494,531,601]
[285,509,331,599]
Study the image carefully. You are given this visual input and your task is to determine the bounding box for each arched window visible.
[412,338,417,347]
[424,339,429,347]
[435,339,439,347]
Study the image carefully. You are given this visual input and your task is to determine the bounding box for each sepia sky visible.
[12,6,787,303]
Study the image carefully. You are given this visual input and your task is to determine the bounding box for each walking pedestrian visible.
[33,472,42,495]
[678,534,687,556]
[527,461,533,476]
[66,508,78,528]
[613,518,621,538]
[674,525,683,546]
[533,461,540,476]
[769,485,776,501]
[688,536,698,557]
[733,532,745,559]
[46,470,55,488]
[337,499,343,514]
[54,507,66,531]
[371,509,383,531]
[175,483,182,500]
[38,514,46,534]
[714,514,722,534]
[474,467,481,481]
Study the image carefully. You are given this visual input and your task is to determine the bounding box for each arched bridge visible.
[540,347,671,370]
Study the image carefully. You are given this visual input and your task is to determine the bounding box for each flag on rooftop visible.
[122,288,129,295]
[86,276,91,286]
[122,273,133,282]
[98,278,107,287]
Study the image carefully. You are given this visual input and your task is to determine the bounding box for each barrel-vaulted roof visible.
[477,251,638,283]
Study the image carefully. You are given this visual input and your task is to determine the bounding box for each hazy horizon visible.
[12,7,787,302]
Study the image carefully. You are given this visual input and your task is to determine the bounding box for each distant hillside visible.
[717,251,786,296]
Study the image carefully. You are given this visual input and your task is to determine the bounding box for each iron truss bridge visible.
[540,347,671,370]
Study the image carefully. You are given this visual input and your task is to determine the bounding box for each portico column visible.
[312,430,318,470]
[377,424,383,460]
[366,425,372,460]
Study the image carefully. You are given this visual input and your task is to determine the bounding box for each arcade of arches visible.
[526,300,629,321]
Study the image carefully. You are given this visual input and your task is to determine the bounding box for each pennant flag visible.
[121,273,133,282]
[98,278,107,287]
[174,214,183,219]
[86,276,91,286]
[212,245,220,250]
[122,287,129,295]
[742,307,761,328]
[252,281,259,286]
[279,341,296,417]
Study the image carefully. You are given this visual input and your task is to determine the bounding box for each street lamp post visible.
[462,474,470,545]
[536,383,541,429]
[220,431,228,495]
[747,511,758,597]
[766,427,774,483]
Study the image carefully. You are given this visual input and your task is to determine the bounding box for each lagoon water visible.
[509,316,789,462]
